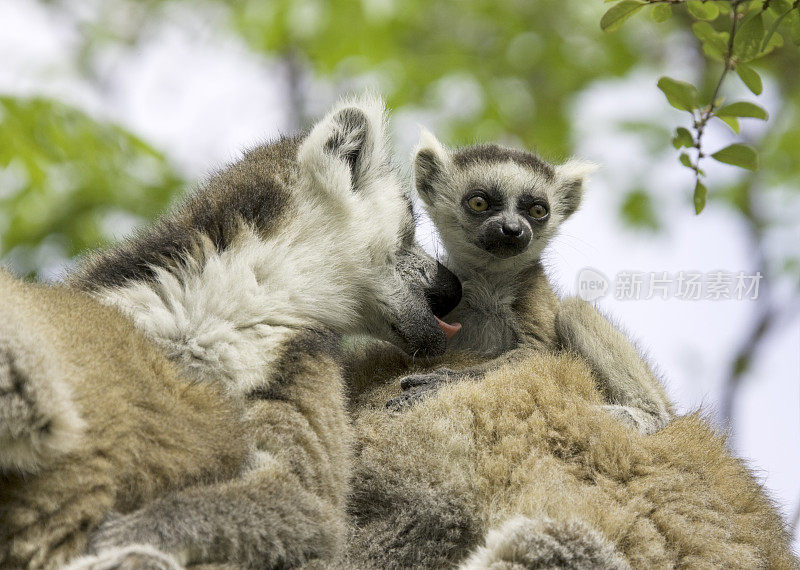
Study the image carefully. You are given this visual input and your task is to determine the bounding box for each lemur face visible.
[299,101,462,356]
[413,131,597,268]
[458,169,551,259]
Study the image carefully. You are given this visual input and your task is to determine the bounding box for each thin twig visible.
[689,0,743,182]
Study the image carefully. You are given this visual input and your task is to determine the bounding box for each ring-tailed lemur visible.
[1,95,462,570]
[342,134,794,570]
[386,130,672,436]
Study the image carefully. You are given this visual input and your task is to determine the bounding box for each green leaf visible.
[679,152,693,168]
[767,0,793,14]
[734,12,765,62]
[716,115,740,133]
[621,189,660,230]
[687,1,719,21]
[601,0,646,32]
[651,4,672,22]
[711,143,759,170]
[761,7,792,51]
[694,181,707,214]
[788,10,800,45]
[672,127,694,149]
[692,21,729,60]
[716,101,769,120]
[761,26,784,54]
[736,64,763,95]
[657,76,700,111]
[0,96,184,276]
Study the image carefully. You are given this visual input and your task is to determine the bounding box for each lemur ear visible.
[413,129,450,205]
[298,94,389,195]
[553,159,599,218]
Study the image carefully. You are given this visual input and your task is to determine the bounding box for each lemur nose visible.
[501,222,523,237]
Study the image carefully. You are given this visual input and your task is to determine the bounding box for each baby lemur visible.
[387,130,672,436]
[341,135,776,570]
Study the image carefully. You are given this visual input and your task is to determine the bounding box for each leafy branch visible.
[602,0,800,213]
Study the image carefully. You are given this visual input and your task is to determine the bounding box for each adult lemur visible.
[343,134,796,569]
[0,96,462,570]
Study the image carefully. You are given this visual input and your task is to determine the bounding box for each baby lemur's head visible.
[413,130,596,271]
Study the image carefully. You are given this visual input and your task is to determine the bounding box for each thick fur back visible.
[0,272,247,569]
[349,351,797,568]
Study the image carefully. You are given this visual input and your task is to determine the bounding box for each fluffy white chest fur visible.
[97,203,376,395]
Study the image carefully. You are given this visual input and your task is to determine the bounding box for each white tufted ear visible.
[556,159,599,183]
[413,128,452,205]
[553,159,599,218]
[298,93,390,197]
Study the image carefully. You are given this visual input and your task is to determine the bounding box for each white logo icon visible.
[577,267,609,301]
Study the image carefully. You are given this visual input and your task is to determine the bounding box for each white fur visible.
[97,95,412,396]
[555,158,600,182]
[63,544,184,570]
[416,128,451,167]
[414,132,595,356]
[459,516,534,570]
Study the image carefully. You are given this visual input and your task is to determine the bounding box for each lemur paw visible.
[0,343,84,473]
[385,385,433,411]
[64,545,183,570]
[460,516,631,570]
[600,404,668,435]
[385,369,457,411]
[399,369,459,390]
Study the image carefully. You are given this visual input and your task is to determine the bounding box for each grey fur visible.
[411,130,593,358]
[389,133,672,436]
[345,135,680,569]
[555,297,672,435]
[451,144,555,179]
[2,96,462,570]
[460,516,631,570]
[69,98,461,569]
[71,136,298,293]
[0,271,248,570]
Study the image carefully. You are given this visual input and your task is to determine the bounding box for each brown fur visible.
[347,350,798,568]
[0,271,247,570]
[3,98,465,570]
[80,333,352,569]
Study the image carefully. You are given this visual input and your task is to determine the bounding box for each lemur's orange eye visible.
[529,204,548,219]
[467,196,489,212]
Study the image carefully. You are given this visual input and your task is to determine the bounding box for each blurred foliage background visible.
[4,0,799,264]
[1,0,799,531]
